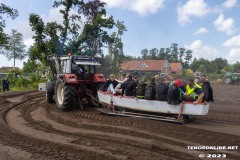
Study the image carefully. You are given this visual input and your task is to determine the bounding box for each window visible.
[139,62,148,68]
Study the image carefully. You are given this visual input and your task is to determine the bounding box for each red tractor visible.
[46,54,106,111]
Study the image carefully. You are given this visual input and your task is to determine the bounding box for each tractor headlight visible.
[69,78,75,82]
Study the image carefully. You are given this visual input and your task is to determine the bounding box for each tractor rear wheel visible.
[55,79,76,111]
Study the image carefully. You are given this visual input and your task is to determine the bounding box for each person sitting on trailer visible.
[114,74,127,95]
[179,80,187,93]
[120,75,137,97]
[167,79,183,105]
[144,77,156,100]
[155,75,160,84]
[182,79,204,104]
[103,74,119,93]
[133,75,139,85]
[156,78,169,101]
[136,76,147,99]
[200,78,214,103]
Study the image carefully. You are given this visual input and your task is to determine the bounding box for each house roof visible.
[121,60,168,71]
[170,63,182,72]
[0,67,19,72]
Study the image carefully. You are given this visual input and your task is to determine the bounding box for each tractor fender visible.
[46,79,55,93]
[93,74,106,83]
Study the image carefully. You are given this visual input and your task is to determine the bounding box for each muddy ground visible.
[0,83,239,160]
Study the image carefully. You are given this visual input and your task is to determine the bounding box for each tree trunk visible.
[14,57,15,70]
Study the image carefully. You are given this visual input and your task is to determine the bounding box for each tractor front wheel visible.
[55,79,76,111]
[46,92,54,103]
[223,77,232,84]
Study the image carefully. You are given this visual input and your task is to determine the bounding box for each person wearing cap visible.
[183,79,204,104]
[201,78,214,103]
[167,79,183,105]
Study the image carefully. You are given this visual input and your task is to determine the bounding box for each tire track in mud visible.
[1,92,199,160]
[1,94,111,160]
[45,104,240,160]
[1,84,240,160]
[9,98,193,160]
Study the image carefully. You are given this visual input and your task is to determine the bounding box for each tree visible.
[149,48,158,60]
[233,61,240,72]
[190,58,210,72]
[210,58,228,74]
[29,0,117,77]
[107,20,127,74]
[0,29,26,69]
[141,49,148,60]
[184,50,192,68]
[158,48,166,59]
[66,0,115,55]
[170,43,178,62]
[179,47,185,62]
[0,3,18,46]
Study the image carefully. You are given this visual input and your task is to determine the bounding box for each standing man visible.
[2,78,6,92]
[5,78,10,91]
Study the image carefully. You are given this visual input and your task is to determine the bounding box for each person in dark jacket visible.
[133,75,139,86]
[167,79,183,105]
[144,77,156,100]
[136,77,147,98]
[120,75,137,97]
[156,78,168,101]
[5,78,10,91]
[103,74,119,93]
[201,78,214,102]
[2,78,6,92]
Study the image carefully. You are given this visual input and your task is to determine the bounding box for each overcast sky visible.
[1,0,240,69]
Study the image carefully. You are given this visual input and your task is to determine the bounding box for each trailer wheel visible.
[55,79,76,111]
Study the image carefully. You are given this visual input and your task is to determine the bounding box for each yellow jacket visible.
[186,83,202,99]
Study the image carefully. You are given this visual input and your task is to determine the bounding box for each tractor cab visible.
[54,55,103,82]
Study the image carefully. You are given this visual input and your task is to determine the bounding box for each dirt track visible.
[0,83,240,160]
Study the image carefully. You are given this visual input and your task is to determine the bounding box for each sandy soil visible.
[0,84,239,160]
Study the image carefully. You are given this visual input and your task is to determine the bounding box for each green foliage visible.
[0,29,27,68]
[233,61,240,72]
[139,43,193,69]
[106,20,127,74]
[0,3,18,46]
[6,70,46,90]
[28,0,118,78]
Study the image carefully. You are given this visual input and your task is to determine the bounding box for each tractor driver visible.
[72,62,84,74]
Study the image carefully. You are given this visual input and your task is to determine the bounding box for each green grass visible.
[0,87,35,93]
